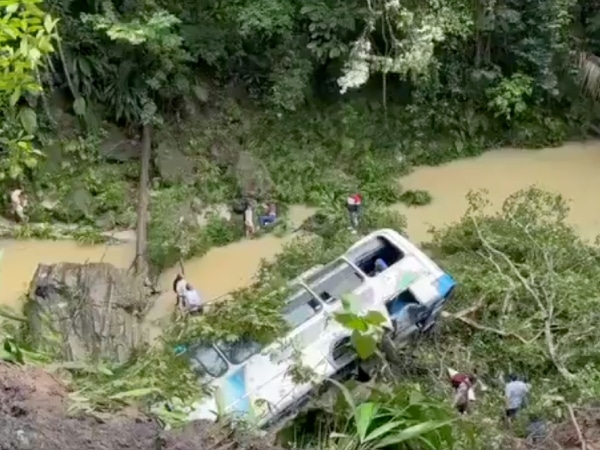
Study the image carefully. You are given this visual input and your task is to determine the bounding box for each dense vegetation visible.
[2,0,600,269]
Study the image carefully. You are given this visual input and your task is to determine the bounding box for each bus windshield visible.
[189,343,229,378]
[217,338,262,365]
[282,287,321,328]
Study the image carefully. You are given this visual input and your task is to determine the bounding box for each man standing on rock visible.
[244,198,256,237]
[10,188,28,222]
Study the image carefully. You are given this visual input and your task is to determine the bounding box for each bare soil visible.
[0,362,283,450]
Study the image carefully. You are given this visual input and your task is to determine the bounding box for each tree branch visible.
[566,403,587,450]
[441,310,540,345]
[469,215,574,379]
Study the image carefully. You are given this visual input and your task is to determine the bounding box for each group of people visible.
[237,191,363,238]
[450,371,531,424]
[241,199,278,238]
[173,274,204,315]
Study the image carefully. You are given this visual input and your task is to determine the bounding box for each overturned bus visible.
[185,229,456,427]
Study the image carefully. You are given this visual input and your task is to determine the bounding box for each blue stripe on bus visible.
[435,273,456,298]
[222,367,251,415]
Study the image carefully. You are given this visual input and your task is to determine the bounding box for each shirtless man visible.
[244,199,256,237]
[10,189,28,222]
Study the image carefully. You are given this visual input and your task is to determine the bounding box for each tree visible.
[430,187,600,384]
[0,0,56,180]
[83,6,190,275]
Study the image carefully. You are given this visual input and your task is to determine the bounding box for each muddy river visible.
[2,141,600,319]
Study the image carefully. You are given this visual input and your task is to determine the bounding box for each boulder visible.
[235,151,274,199]
[26,262,148,364]
[98,126,141,162]
[154,140,196,186]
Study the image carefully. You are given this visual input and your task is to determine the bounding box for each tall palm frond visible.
[579,52,600,101]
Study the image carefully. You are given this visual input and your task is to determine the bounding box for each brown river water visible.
[2,141,600,323]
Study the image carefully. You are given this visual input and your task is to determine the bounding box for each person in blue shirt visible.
[374,258,388,274]
[505,374,530,421]
[259,202,277,227]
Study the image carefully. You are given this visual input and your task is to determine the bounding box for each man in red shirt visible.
[346,193,362,233]
[451,372,476,390]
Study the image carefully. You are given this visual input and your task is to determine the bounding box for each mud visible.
[0,363,283,450]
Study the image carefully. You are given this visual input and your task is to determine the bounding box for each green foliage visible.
[427,187,600,385]
[24,132,137,227]
[287,381,469,450]
[146,185,244,274]
[0,0,56,181]
[486,73,534,123]
[334,296,387,360]
[399,190,432,207]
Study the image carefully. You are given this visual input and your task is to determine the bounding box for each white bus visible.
[185,229,456,427]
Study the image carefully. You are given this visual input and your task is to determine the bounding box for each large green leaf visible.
[373,420,455,449]
[355,402,378,441]
[351,329,377,359]
[108,387,162,400]
[18,107,37,134]
[334,312,368,332]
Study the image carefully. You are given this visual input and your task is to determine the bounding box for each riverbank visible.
[2,141,600,314]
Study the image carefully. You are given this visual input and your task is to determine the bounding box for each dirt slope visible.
[0,362,282,450]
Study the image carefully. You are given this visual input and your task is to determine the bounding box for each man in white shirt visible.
[505,374,530,421]
[183,284,204,315]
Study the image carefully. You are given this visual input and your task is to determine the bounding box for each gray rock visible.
[63,185,94,221]
[98,126,141,162]
[26,262,148,364]
[235,151,274,199]
[190,197,204,214]
[154,141,196,186]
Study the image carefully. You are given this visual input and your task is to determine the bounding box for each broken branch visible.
[469,215,574,379]
[566,403,587,450]
[441,311,540,345]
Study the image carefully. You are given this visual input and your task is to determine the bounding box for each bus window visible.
[217,338,262,365]
[305,259,364,304]
[282,287,321,328]
[347,236,404,277]
[189,343,229,378]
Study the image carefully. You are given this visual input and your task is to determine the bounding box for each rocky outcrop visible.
[26,262,148,364]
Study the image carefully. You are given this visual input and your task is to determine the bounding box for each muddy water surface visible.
[0,206,315,315]
[393,142,600,242]
[2,141,600,316]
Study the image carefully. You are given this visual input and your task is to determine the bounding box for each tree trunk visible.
[135,124,151,275]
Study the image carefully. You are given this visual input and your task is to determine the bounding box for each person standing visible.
[183,283,204,315]
[346,193,362,233]
[453,380,470,415]
[505,374,530,422]
[173,274,187,309]
[10,188,28,222]
[244,198,256,237]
